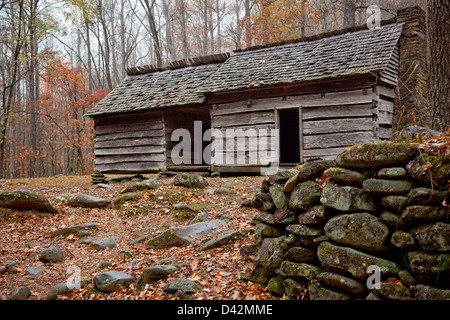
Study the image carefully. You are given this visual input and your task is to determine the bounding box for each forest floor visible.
[0,174,277,300]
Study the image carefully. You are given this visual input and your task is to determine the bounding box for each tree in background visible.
[427,0,449,131]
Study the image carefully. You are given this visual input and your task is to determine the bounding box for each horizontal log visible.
[95,129,164,142]
[303,118,374,135]
[96,120,164,136]
[377,110,394,125]
[95,146,165,156]
[378,99,395,113]
[212,110,275,128]
[378,127,394,140]
[302,104,373,121]
[95,153,166,165]
[95,162,165,173]
[303,147,347,158]
[303,131,375,150]
[95,137,165,149]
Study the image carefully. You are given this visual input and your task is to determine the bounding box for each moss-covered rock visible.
[297,160,334,182]
[362,179,413,195]
[391,231,416,249]
[173,173,207,189]
[320,185,377,212]
[373,282,411,300]
[325,167,368,186]
[381,196,409,212]
[411,222,450,252]
[336,142,418,169]
[407,252,450,286]
[401,206,449,223]
[267,276,285,297]
[324,213,390,252]
[318,272,367,296]
[285,247,318,263]
[289,181,321,212]
[298,205,334,225]
[407,188,449,206]
[407,153,450,187]
[269,184,289,210]
[277,261,322,281]
[317,241,401,280]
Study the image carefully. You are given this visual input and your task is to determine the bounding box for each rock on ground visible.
[93,271,134,293]
[0,190,58,214]
[56,193,111,208]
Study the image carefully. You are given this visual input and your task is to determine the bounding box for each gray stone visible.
[39,246,65,263]
[286,224,324,237]
[141,265,179,284]
[391,231,416,249]
[200,229,240,251]
[325,167,368,186]
[163,278,203,295]
[336,142,418,169]
[373,282,411,300]
[318,272,367,296]
[297,160,334,181]
[0,190,58,213]
[253,223,285,241]
[25,266,46,277]
[317,241,401,280]
[189,212,209,225]
[381,196,409,212]
[93,271,134,293]
[173,203,196,211]
[269,184,289,210]
[366,292,385,300]
[407,153,450,187]
[215,187,235,195]
[251,192,275,212]
[57,193,111,208]
[320,185,377,212]
[363,179,413,195]
[86,237,117,251]
[257,237,286,277]
[398,270,417,288]
[51,223,99,238]
[308,282,352,301]
[47,279,90,300]
[242,266,270,285]
[298,205,333,225]
[324,213,390,252]
[414,284,450,300]
[173,174,207,189]
[283,278,307,298]
[407,252,450,286]
[378,167,407,179]
[289,181,321,212]
[408,188,449,206]
[269,169,298,184]
[267,276,285,297]
[283,175,299,193]
[411,222,450,251]
[380,211,411,229]
[145,220,227,249]
[285,247,317,263]
[10,286,31,300]
[97,261,113,270]
[401,206,449,223]
[278,261,322,281]
[122,179,160,193]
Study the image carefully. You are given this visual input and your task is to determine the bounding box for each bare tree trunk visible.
[301,0,306,37]
[427,0,450,131]
[244,0,252,48]
[162,0,176,62]
[140,0,163,67]
[178,0,190,60]
[343,0,356,28]
[97,0,113,89]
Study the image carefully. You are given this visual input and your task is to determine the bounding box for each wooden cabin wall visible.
[165,105,211,168]
[210,78,389,171]
[94,112,165,173]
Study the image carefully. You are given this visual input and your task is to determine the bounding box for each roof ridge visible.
[234,17,398,54]
[126,52,231,76]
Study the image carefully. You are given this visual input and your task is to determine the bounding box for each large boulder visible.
[0,190,58,214]
[93,271,134,293]
[336,142,418,169]
[320,185,377,212]
[173,174,207,189]
[324,213,390,252]
[145,220,227,249]
[56,193,110,208]
[317,242,401,280]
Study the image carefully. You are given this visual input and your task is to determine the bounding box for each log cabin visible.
[86,7,428,175]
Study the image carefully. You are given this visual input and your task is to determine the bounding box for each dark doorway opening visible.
[279,109,301,165]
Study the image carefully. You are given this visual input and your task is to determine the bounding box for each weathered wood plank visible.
[95,153,166,165]
[378,99,395,113]
[96,121,164,136]
[95,137,165,149]
[378,127,394,140]
[303,118,374,135]
[95,162,165,173]
[303,147,347,158]
[302,104,373,121]
[95,129,164,142]
[212,110,275,128]
[95,146,165,156]
[303,131,375,150]
[377,110,394,125]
